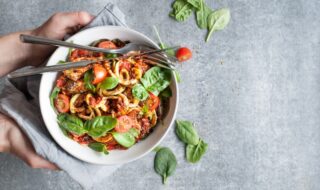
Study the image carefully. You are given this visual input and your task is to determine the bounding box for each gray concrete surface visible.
[0,0,320,189]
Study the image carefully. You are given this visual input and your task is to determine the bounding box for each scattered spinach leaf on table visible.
[154,147,177,184]
[186,139,208,163]
[175,120,200,145]
[206,8,231,42]
[169,0,194,22]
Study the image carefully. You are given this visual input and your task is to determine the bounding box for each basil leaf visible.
[140,67,171,96]
[175,120,200,145]
[195,0,212,29]
[186,139,208,163]
[88,142,109,155]
[154,147,177,184]
[50,87,60,109]
[85,116,117,138]
[132,84,149,101]
[170,0,194,22]
[99,77,119,90]
[84,70,96,92]
[112,128,139,148]
[160,87,172,98]
[57,113,86,135]
[206,8,231,42]
[58,60,66,64]
[104,53,118,59]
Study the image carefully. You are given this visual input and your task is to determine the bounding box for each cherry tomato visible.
[70,49,89,60]
[98,41,117,49]
[56,75,66,88]
[92,64,107,84]
[114,115,136,133]
[54,94,70,113]
[146,93,160,111]
[176,47,192,62]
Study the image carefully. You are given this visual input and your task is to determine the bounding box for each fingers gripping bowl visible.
[39,26,178,165]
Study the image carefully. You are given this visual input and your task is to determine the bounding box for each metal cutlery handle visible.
[20,34,119,54]
[7,60,95,79]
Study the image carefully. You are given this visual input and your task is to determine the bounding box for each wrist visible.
[0,114,12,152]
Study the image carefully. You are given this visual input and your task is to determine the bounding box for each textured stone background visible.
[0,0,320,189]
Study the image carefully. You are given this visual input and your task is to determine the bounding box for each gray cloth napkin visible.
[0,3,128,189]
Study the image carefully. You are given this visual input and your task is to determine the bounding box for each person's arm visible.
[0,11,93,169]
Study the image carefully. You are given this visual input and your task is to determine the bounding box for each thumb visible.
[59,11,94,28]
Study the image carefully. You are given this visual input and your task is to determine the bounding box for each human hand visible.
[0,11,94,76]
[25,11,94,67]
[0,113,58,170]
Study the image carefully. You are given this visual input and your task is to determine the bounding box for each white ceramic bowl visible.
[39,26,178,165]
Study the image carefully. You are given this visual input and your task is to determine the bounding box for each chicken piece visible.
[63,66,90,81]
[62,79,86,94]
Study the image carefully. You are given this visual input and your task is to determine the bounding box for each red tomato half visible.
[54,94,70,113]
[70,49,89,60]
[146,93,160,111]
[176,47,192,62]
[114,116,136,133]
[92,64,107,84]
[98,41,117,49]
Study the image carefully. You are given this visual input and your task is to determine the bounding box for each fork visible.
[7,48,177,78]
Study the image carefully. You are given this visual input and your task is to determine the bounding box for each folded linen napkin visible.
[0,3,129,189]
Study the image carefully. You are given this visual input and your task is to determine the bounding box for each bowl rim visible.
[39,25,179,165]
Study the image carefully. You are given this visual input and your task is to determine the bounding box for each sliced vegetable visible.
[99,77,119,90]
[132,84,149,101]
[85,116,117,138]
[175,120,200,145]
[112,128,139,148]
[140,67,171,96]
[88,142,109,154]
[57,113,86,135]
[92,64,108,85]
[186,139,208,163]
[206,8,231,42]
[50,87,60,109]
[154,147,177,184]
[146,93,160,111]
[54,94,70,113]
[84,70,96,92]
[176,47,192,62]
[114,115,136,133]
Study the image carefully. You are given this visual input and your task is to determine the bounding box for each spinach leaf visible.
[206,8,231,42]
[84,70,96,92]
[186,139,208,163]
[112,128,139,148]
[50,87,60,109]
[88,142,109,154]
[196,0,212,29]
[99,77,119,90]
[187,0,201,9]
[132,83,149,101]
[153,26,175,57]
[154,147,177,184]
[140,67,171,96]
[174,70,181,83]
[85,116,117,138]
[57,113,87,135]
[170,0,194,22]
[160,87,172,98]
[175,120,200,145]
